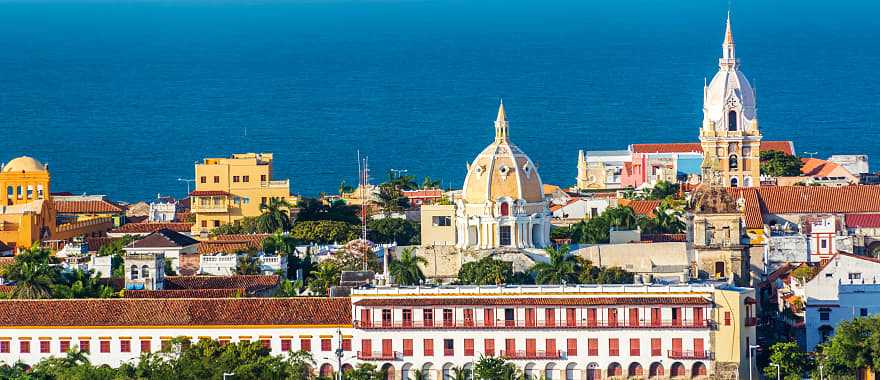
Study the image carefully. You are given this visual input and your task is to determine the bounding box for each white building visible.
[123,228,199,274]
[148,200,176,222]
[804,253,880,350]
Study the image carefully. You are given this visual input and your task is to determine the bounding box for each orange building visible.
[0,156,56,252]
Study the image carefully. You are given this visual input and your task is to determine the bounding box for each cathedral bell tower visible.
[699,13,762,188]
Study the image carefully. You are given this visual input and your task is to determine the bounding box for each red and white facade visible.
[0,284,755,379]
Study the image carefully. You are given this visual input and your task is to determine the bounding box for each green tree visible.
[531,245,578,285]
[421,176,441,189]
[236,251,262,275]
[291,220,359,244]
[473,356,519,380]
[164,258,177,276]
[571,216,611,244]
[817,315,880,378]
[761,150,803,177]
[51,269,115,299]
[2,244,58,299]
[262,232,297,256]
[641,203,686,234]
[764,341,813,380]
[211,216,260,235]
[458,257,514,285]
[389,247,428,285]
[344,363,386,380]
[297,198,361,225]
[274,278,303,297]
[368,217,419,245]
[308,261,341,296]
[386,172,418,191]
[376,183,410,214]
[257,198,294,233]
[646,180,680,200]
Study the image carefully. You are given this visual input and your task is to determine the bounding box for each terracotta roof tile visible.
[124,289,246,298]
[354,297,710,307]
[755,186,880,214]
[0,298,351,327]
[112,222,193,234]
[164,275,279,293]
[199,234,268,254]
[619,199,661,217]
[53,200,124,214]
[845,213,880,228]
[630,141,794,155]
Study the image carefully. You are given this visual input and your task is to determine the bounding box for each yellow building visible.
[0,156,56,251]
[711,287,758,380]
[699,14,761,188]
[190,153,296,235]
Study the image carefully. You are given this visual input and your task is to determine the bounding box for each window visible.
[0,341,9,353]
[821,239,829,249]
[243,175,250,182]
[242,197,250,204]
[423,309,434,327]
[728,110,738,131]
[525,338,536,355]
[432,216,451,226]
[200,176,207,184]
[694,338,704,356]
[861,308,869,317]
[233,176,240,183]
[382,309,392,327]
[403,339,413,356]
[443,309,454,327]
[60,340,70,353]
[423,339,434,356]
[567,339,577,356]
[16,185,22,199]
[100,340,110,353]
[504,308,515,326]
[628,308,639,327]
[464,339,474,356]
[608,308,618,327]
[20,340,30,353]
[141,339,151,353]
[819,308,831,321]
[545,308,556,327]
[671,307,681,326]
[499,225,511,246]
[629,338,640,356]
[500,202,510,216]
[201,220,208,228]
[402,309,412,327]
[587,338,598,356]
[724,311,732,326]
[26,185,33,199]
[130,265,139,280]
[213,176,220,183]
[213,220,220,227]
[120,339,131,353]
[609,338,619,356]
[343,338,352,351]
[280,339,291,352]
[361,339,371,356]
[651,338,661,356]
[40,340,50,353]
[142,265,150,278]
[525,308,536,327]
[567,308,578,327]
[484,339,495,356]
[260,175,266,182]
[505,339,515,355]
[464,309,474,327]
[650,307,661,326]
[300,338,311,352]
[321,338,331,351]
[444,339,454,356]
[545,339,556,355]
[849,272,862,280]
[730,177,739,187]
[484,308,495,327]
[729,155,738,170]
[76,339,89,353]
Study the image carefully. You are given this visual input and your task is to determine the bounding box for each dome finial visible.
[496,99,506,123]
[719,11,738,69]
[724,11,734,45]
[494,99,509,141]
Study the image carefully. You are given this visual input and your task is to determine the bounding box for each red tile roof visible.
[755,186,880,214]
[630,141,794,155]
[189,190,231,197]
[124,289,246,298]
[199,234,269,254]
[164,275,280,293]
[800,158,843,177]
[111,222,193,234]
[0,298,351,327]
[845,213,880,228]
[619,199,661,217]
[353,297,710,307]
[53,200,125,214]
[549,198,582,213]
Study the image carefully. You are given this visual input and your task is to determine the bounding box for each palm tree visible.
[377,184,409,214]
[9,260,54,299]
[262,231,297,256]
[421,176,441,189]
[307,262,340,296]
[451,366,472,380]
[409,369,426,380]
[605,206,639,230]
[531,245,579,285]
[652,204,686,233]
[338,180,355,195]
[236,252,261,275]
[257,198,293,232]
[389,248,428,285]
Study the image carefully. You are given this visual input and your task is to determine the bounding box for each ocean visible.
[1,0,878,201]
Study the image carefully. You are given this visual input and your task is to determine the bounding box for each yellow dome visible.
[461,102,544,204]
[2,156,47,173]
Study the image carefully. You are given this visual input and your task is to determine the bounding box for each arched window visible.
[730,177,738,188]
[728,110,738,131]
[130,265,139,280]
[16,185,22,199]
[500,202,510,217]
[37,184,44,199]
[744,176,753,187]
[729,155,738,170]
[142,265,150,278]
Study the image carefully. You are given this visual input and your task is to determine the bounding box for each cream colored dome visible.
[2,156,47,173]
[461,102,544,204]
[702,13,758,132]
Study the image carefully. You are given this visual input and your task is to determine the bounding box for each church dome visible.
[461,102,544,204]
[2,156,47,173]
[702,14,758,132]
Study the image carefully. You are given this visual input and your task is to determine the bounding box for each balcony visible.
[353,319,713,330]
[668,350,714,360]
[260,180,289,189]
[357,351,401,361]
[500,350,563,360]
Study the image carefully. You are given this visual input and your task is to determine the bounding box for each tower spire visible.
[719,11,738,70]
[494,99,509,141]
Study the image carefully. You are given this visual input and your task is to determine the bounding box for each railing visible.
[260,180,289,189]
[668,350,714,360]
[191,204,228,213]
[357,351,400,361]
[353,319,713,330]
[351,284,718,296]
[500,350,563,360]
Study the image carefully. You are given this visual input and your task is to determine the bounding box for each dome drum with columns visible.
[700,13,762,188]
[455,102,550,250]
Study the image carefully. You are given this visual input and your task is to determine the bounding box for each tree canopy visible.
[291,221,359,245]
[760,150,803,177]
[817,315,880,378]
[367,218,419,245]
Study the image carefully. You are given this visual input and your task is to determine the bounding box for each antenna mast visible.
[357,151,370,271]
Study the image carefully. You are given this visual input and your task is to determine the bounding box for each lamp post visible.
[335,328,344,380]
[748,344,760,380]
[772,363,781,380]
[818,364,824,380]
[177,177,195,195]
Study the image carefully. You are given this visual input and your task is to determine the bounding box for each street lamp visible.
[772,363,781,380]
[335,328,344,380]
[748,344,760,380]
[177,177,195,195]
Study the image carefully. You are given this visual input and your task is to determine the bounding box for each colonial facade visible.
[0,284,757,380]
[0,156,56,251]
[421,102,551,250]
[699,14,761,188]
[190,153,296,236]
